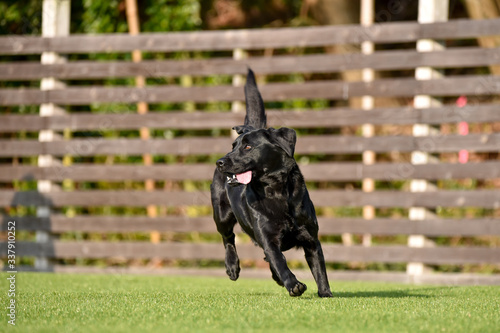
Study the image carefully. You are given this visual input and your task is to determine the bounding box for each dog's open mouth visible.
[226,171,252,185]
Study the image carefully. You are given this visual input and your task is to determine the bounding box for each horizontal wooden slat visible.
[3,215,499,236]
[2,241,499,264]
[2,47,499,80]
[0,137,231,156]
[2,75,500,106]
[317,218,500,236]
[320,245,500,265]
[2,19,500,55]
[310,190,500,208]
[0,190,211,207]
[2,161,500,182]
[1,133,499,157]
[0,215,217,233]
[0,164,218,181]
[2,104,500,132]
[302,161,500,181]
[1,190,499,208]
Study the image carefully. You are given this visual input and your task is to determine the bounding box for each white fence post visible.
[231,48,247,139]
[408,0,449,276]
[36,0,70,270]
[360,0,375,247]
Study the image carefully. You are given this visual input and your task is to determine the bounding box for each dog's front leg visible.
[211,185,240,280]
[216,223,240,281]
[263,242,307,296]
[219,232,239,281]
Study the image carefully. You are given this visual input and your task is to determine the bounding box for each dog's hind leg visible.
[303,239,333,297]
[211,175,240,281]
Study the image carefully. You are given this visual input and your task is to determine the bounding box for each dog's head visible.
[216,125,297,186]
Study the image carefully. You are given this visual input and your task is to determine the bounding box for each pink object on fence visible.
[456,96,467,108]
[456,96,469,164]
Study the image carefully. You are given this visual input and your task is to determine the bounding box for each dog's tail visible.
[244,68,267,129]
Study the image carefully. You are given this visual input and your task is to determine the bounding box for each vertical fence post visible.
[231,48,247,139]
[229,48,247,252]
[463,0,500,75]
[125,0,160,246]
[360,0,375,248]
[36,0,70,271]
[408,0,449,276]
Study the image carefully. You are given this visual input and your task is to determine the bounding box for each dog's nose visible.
[216,158,226,168]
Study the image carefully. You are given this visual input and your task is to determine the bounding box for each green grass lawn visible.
[1,272,499,333]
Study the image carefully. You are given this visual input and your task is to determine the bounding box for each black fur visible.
[210,68,333,297]
[243,68,266,129]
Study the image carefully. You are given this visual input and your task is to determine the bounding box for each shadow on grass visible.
[335,286,460,299]
[245,286,457,299]
[243,289,438,300]
[291,287,454,299]
[333,289,432,298]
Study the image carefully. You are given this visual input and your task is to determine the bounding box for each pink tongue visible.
[236,171,252,184]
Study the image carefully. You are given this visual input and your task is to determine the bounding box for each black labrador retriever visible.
[210,68,333,297]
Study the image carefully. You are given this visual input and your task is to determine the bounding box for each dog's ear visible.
[232,125,256,135]
[233,125,255,135]
[268,127,297,157]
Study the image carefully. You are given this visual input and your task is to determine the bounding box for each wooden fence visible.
[1,18,500,284]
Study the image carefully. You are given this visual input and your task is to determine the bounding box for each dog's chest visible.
[227,184,295,241]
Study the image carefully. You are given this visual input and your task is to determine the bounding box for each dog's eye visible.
[244,145,252,150]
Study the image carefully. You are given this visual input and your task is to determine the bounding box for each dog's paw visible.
[318,289,333,298]
[225,245,240,281]
[226,264,240,281]
[288,281,307,297]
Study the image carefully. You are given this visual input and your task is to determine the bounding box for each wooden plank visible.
[3,215,499,236]
[2,161,500,182]
[302,161,500,181]
[0,137,230,156]
[316,217,500,236]
[0,215,217,233]
[1,189,499,208]
[321,245,500,265]
[2,75,500,106]
[2,241,500,264]
[0,241,235,260]
[310,190,500,208]
[46,266,500,285]
[2,47,499,81]
[0,164,217,181]
[0,111,245,132]
[1,133,500,157]
[16,264,500,285]
[0,190,211,207]
[2,18,500,55]
[327,271,500,285]
[2,104,500,132]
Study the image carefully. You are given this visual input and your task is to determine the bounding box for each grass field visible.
[1,272,499,333]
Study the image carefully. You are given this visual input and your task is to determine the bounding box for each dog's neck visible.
[251,160,297,199]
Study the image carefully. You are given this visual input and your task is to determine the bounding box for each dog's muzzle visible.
[216,158,252,185]
[226,174,240,186]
